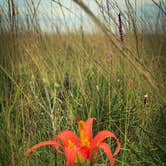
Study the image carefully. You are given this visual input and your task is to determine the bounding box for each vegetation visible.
[0,0,165,165]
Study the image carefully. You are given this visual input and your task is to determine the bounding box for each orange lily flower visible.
[24,118,121,166]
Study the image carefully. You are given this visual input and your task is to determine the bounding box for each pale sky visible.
[0,0,164,32]
[35,0,162,32]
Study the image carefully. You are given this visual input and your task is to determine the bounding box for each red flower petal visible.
[53,130,80,147]
[79,146,91,159]
[84,118,96,141]
[99,142,114,166]
[92,130,121,156]
[65,147,80,166]
[53,130,83,165]
[24,141,62,157]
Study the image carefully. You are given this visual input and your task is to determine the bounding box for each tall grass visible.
[0,0,166,165]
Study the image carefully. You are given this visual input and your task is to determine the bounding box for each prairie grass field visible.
[0,0,166,166]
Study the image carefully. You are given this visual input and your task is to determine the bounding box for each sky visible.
[38,0,164,32]
[0,0,164,32]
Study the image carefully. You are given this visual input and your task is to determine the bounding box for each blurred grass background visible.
[0,0,166,165]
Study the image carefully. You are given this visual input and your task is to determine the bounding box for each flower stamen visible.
[68,140,75,149]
